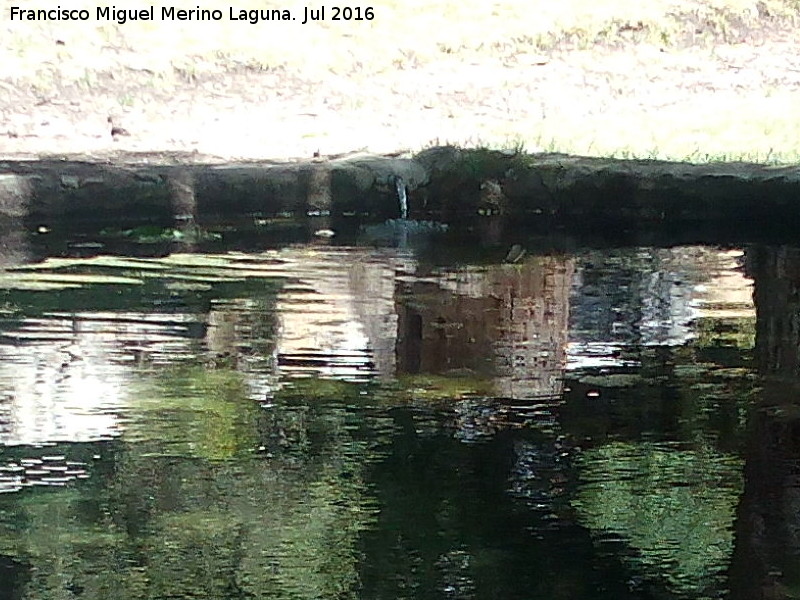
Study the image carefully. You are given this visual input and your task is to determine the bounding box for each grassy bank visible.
[2,0,799,162]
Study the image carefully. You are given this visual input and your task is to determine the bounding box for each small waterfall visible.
[364,174,447,247]
[394,175,408,220]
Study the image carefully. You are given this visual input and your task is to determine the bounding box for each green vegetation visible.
[100,224,223,244]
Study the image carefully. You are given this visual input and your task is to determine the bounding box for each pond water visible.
[0,224,796,599]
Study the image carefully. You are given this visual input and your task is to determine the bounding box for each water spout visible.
[394,175,408,220]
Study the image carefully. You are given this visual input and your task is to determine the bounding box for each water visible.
[395,175,408,220]
[0,228,796,599]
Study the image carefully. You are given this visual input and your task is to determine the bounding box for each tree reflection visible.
[728,245,800,600]
[574,441,742,597]
[0,369,383,600]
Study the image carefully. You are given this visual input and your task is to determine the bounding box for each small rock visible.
[60,175,80,189]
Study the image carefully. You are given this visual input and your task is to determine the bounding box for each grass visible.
[2,0,800,162]
[4,0,796,79]
[522,89,800,163]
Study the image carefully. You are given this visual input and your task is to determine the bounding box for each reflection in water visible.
[0,237,782,599]
[275,247,412,381]
[573,441,742,598]
[729,245,800,600]
[397,256,573,399]
[0,312,203,446]
[569,246,754,368]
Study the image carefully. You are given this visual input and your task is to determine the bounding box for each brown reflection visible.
[730,246,800,599]
[396,256,573,398]
[262,247,573,395]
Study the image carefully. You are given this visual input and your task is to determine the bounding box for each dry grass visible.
[2,0,800,162]
[4,0,798,80]
[533,95,800,163]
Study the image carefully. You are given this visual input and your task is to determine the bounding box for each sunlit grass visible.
[2,0,800,161]
[517,90,800,163]
[4,0,797,81]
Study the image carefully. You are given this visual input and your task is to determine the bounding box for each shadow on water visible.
[1,210,800,599]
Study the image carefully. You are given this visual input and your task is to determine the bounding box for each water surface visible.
[0,227,795,599]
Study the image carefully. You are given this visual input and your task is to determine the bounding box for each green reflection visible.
[573,441,743,597]
[0,375,381,599]
[694,316,756,350]
[125,366,258,460]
